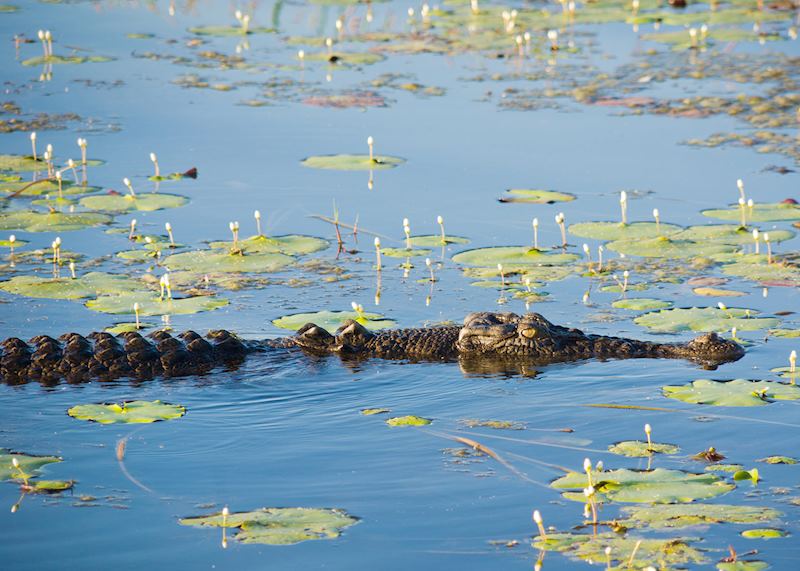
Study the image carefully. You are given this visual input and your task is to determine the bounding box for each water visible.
[1,1,799,569]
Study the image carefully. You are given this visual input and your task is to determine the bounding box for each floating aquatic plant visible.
[301,154,404,170]
[0,272,140,300]
[662,379,800,407]
[86,293,228,316]
[385,415,431,426]
[634,306,779,333]
[619,503,781,529]
[272,309,395,333]
[67,400,186,424]
[498,189,575,204]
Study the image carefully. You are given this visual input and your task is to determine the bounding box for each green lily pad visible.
[208,235,329,256]
[0,210,111,232]
[612,298,673,311]
[600,282,649,293]
[678,224,795,245]
[0,449,61,481]
[163,250,294,273]
[179,507,358,545]
[0,155,101,173]
[741,528,787,539]
[386,415,431,426]
[1,179,100,197]
[722,260,800,286]
[188,25,275,36]
[361,408,391,415]
[67,400,186,424]
[21,55,113,66]
[408,235,470,247]
[702,203,800,223]
[460,419,525,430]
[758,456,798,465]
[706,464,745,473]
[380,247,432,258]
[717,562,769,571]
[608,440,680,457]
[533,532,706,569]
[104,322,155,334]
[30,480,74,493]
[552,467,734,503]
[569,221,682,241]
[0,272,140,300]
[79,193,188,212]
[634,307,779,333]
[302,51,384,66]
[499,189,576,204]
[300,154,404,171]
[769,329,800,338]
[606,237,737,259]
[620,504,781,529]
[662,379,800,407]
[734,469,760,483]
[0,5,19,12]
[452,246,579,267]
[272,310,395,333]
[86,293,228,316]
[0,238,27,247]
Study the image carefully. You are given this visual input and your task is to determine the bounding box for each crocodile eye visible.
[520,327,537,339]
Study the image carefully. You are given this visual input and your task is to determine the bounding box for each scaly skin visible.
[0,312,744,384]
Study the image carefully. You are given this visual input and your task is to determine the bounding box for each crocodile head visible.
[678,331,745,365]
[456,312,565,356]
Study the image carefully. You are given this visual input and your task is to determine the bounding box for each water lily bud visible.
[533,510,542,524]
[652,208,659,219]
[67,158,74,168]
[38,30,45,41]
[717,302,727,311]
[133,302,140,311]
[45,30,51,41]
[437,215,443,225]
[583,458,592,472]
[620,190,627,203]
[752,229,759,240]
[497,263,503,272]
[30,132,36,141]
[325,37,333,48]
[165,222,172,232]
[46,143,53,154]
[351,301,359,311]
[229,222,235,231]
[582,243,589,254]
[547,29,558,41]
[54,236,61,247]
[738,197,746,206]
[623,270,629,278]
[222,506,230,517]
[632,0,639,9]
[55,170,61,181]
[298,50,305,59]
[9,235,15,244]
[144,236,152,244]
[644,423,652,435]
[583,485,595,497]
[731,327,737,338]
[235,9,243,20]
[763,232,770,242]
[596,460,603,472]
[367,136,374,146]
[747,199,754,208]
[372,237,380,249]
[12,457,19,468]
[605,546,612,556]
[407,7,414,17]
[425,257,431,267]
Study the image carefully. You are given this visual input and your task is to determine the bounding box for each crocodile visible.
[0,312,744,384]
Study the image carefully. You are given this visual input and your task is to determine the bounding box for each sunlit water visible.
[1,1,799,569]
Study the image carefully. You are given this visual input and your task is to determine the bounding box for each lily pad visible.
[86,293,228,316]
[67,400,186,424]
[1,179,100,197]
[386,415,431,426]
[620,504,781,529]
[0,210,111,232]
[499,189,576,204]
[693,287,746,297]
[105,322,155,334]
[702,203,800,223]
[758,456,798,465]
[79,193,188,212]
[188,25,275,36]
[302,51,384,66]
[608,440,680,457]
[734,469,760,483]
[569,221,682,241]
[361,408,390,415]
[163,250,294,273]
[662,379,800,407]
[408,235,470,247]
[0,272,140,300]
[678,224,795,245]
[272,310,395,333]
[612,298,673,311]
[29,480,74,493]
[0,449,61,481]
[769,329,800,338]
[21,55,114,66]
[208,235,329,256]
[533,532,706,569]
[634,307,779,333]
[705,464,744,473]
[722,260,800,286]
[741,528,787,539]
[380,247,432,258]
[606,237,737,259]
[452,246,579,267]
[301,154,404,171]
[552,467,734,503]
[179,507,358,545]
[0,155,101,173]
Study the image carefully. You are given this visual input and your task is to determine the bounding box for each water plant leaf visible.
[612,298,672,311]
[702,202,800,223]
[692,287,746,297]
[608,440,680,457]
[301,154,404,170]
[552,467,734,503]
[273,310,395,333]
[741,528,787,539]
[499,189,576,204]
[533,532,707,569]
[408,235,470,247]
[662,379,800,407]
[0,238,27,247]
[459,419,525,430]
[717,562,769,571]
[29,480,74,493]
[452,246,579,267]
[0,210,111,232]
[769,329,800,338]
[0,155,101,173]
[705,464,744,473]
[380,247,432,258]
[1,179,100,197]
[86,293,228,316]
[386,415,431,426]
[187,25,275,36]
[163,250,294,273]
[758,456,798,465]
[733,469,760,483]
[0,272,140,300]
[361,408,390,415]
[620,504,781,529]
[79,193,188,212]
[302,51,384,66]
[179,507,358,545]
[569,221,682,241]
[721,260,800,286]
[207,235,329,256]
[105,322,154,334]
[0,449,61,481]
[677,224,795,245]
[606,237,736,259]
[634,307,779,333]
[21,55,114,66]
[67,400,186,424]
